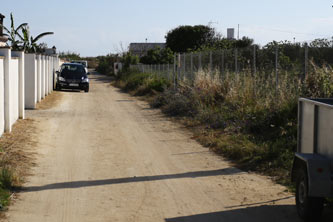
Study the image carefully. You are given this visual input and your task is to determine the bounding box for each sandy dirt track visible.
[5,72,330,222]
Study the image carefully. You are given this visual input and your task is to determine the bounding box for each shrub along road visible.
[4,72,316,221]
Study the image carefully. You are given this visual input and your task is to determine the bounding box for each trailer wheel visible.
[296,169,324,221]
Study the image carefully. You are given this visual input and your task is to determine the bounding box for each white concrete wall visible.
[53,56,59,90]
[59,58,64,67]
[49,57,52,93]
[0,48,12,132]
[37,55,41,102]
[0,50,61,137]
[24,54,37,109]
[45,57,48,96]
[10,58,19,125]
[0,58,4,135]
[41,56,45,100]
[12,51,25,119]
[0,48,20,133]
[49,57,53,93]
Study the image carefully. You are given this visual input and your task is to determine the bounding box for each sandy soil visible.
[5,72,332,221]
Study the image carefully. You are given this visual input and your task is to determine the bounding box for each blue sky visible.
[1,0,333,56]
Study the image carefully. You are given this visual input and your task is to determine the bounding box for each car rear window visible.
[60,64,87,79]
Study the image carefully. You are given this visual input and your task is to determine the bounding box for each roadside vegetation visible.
[99,24,333,188]
[113,63,333,188]
[58,51,98,69]
[114,69,170,96]
[0,119,36,211]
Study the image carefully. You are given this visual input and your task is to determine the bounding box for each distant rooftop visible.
[129,43,166,57]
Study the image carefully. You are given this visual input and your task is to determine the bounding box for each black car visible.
[56,63,89,92]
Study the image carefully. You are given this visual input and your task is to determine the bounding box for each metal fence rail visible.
[131,45,329,89]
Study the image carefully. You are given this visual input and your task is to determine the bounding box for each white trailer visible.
[291,98,333,221]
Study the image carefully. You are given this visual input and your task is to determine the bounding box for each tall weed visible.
[117,65,333,185]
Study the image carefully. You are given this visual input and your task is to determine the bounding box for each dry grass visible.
[0,118,37,218]
[0,91,62,216]
[0,119,37,184]
[117,66,333,188]
[36,91,63,110]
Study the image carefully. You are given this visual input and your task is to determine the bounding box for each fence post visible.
[235,48,238,73]
[199,52,202,70]
[190,52,193,81]
[221,50,224,78]
[183,53,186,79]
[173,54,176,89]
[275,46,279,91]
[178,53,181,83]
[162,64,164,77]
[304,43,308,81]
[209,51,213,72]
[253,45,256,77]
[167,63,170,80]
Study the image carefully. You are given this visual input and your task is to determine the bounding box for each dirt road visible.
[5,72,320,221]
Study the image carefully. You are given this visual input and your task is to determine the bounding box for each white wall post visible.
[0,49,7,135]
[12,51,25,119]
[50,56,53,93]
[37,54,41,102]
[24,53,37,109]
[45,56,48,96]
[49,56,52,94]
[0,47,12,132]
[41,55,45,99]
[52,56,57,92]
[47,56,50,95]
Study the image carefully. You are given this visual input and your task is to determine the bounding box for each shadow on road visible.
[56,89,82,93]
[164,205,301,222]
[21,168,242,192]
[165,204,333,222]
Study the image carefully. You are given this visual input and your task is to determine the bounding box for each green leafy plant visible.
[20,25,53,53]
[0,13,27,50]
[140,47,174,64]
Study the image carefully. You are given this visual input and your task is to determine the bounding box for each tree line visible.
[96,24,333,75]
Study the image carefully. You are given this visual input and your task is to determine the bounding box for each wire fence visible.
[130,45,332,89]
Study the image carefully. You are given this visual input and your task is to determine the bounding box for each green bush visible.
[0,167,14,209]
[116,70,170,96]
[0,167,13,190]
[157,88,200,117]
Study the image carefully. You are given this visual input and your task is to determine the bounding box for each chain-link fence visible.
[131,45,331,89]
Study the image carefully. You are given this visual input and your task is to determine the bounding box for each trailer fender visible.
[292,153,332,197]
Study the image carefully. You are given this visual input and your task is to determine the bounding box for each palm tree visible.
[0,13,28,50]
[20,25,54,53]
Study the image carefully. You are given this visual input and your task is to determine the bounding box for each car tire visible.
[296,168,324,221]
[84,87,89,93]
